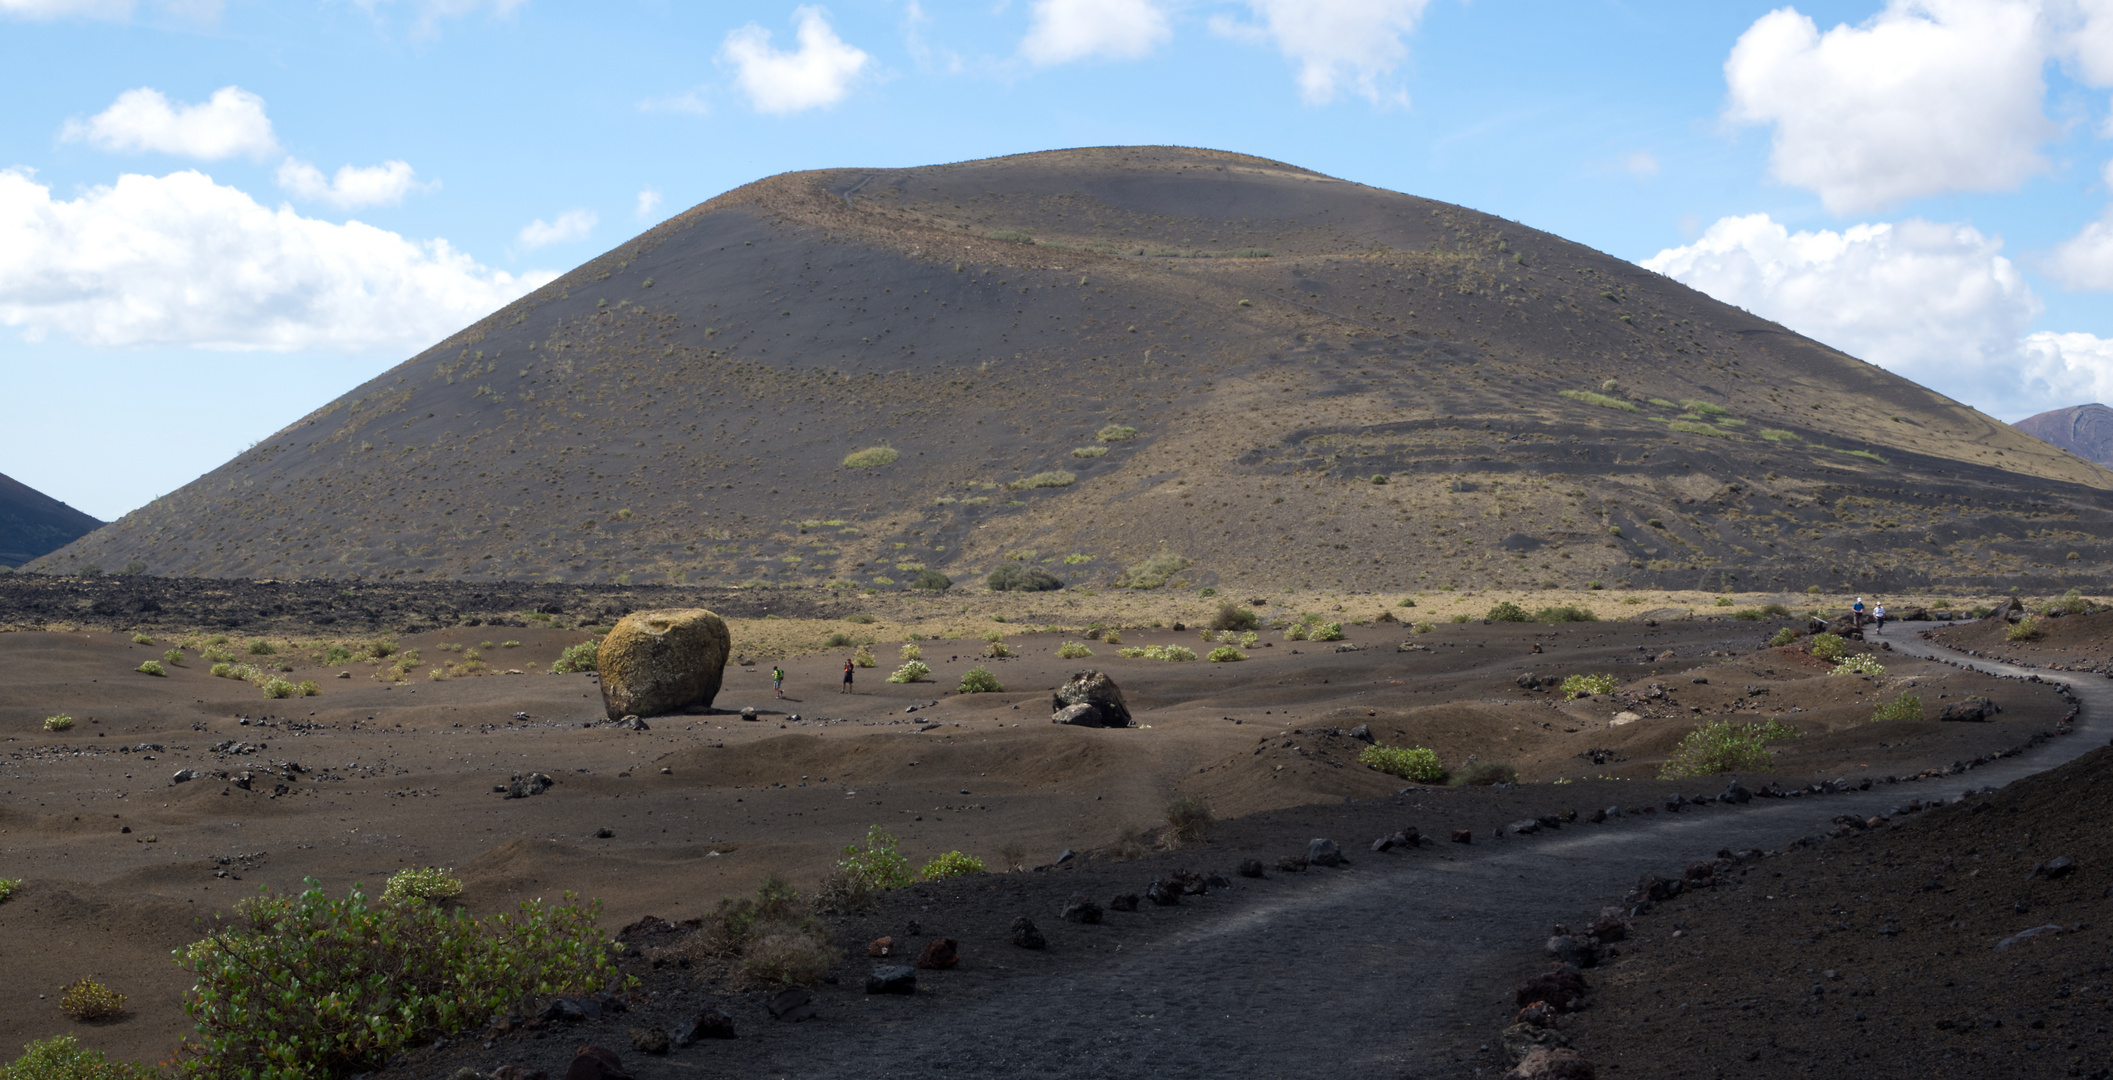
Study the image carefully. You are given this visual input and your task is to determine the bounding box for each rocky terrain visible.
[26,146,2113,594]
[2016,403,2113,469]
[0,471,100,568]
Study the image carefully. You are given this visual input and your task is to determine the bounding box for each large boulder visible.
[1053,670,1131,728]
[597,609,731,720]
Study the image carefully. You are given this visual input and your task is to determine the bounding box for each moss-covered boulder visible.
[597,609,731,720]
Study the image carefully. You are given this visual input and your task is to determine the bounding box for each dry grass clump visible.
[679,876,836,989]
[1165,797,1213,845]
[841,446,899,468]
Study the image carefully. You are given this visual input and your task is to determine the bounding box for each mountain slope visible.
[0,472,101,568]
[2015,403,2113,469]
[32,146,2113,593]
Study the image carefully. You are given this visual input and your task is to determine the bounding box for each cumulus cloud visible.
[2020,331,2113,407]
[62,86,279,160]
[2042,160,2113,291]
[517,208,596,249]
[1,0,220,20]
[1623,152,1660,179]
[276,158,431,209]
[0,168,551,353]
[1210,0,1431,106]
[635,189,663,220]
[1020,0,1170,65]
[720,6,873,114]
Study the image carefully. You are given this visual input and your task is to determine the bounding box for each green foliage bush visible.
[1487,601,1528,622]
[1308,621,1345,641]
[888,660,931,684]
[2007,617,2044,642]
[1118,552,1189,589]
[164,647,185,666]
[988,563,1063,592]
[1768,627,1798,647]
[1660,720,1800,778]
[1357,744,1444,782]
[823,631,853,647]
[920,851,987,880]
[837,826,915,892]
[1207,645,1247,662]
[1452,760,1519,786]
[1071,445,1108,458]
[2055,589,2089,615]
[842,446,899,468]
[1559,673,1618,700]
[131,633,154,646]
[136,661,165,676]
[1534,605,1598,623]
[60,977,125,1021]
[1831,655,1886,676]
[911,569,953,591]
[691,876,836,989]
[1808,632,1847,661]
[550,638,602,673]
[175,877,620,1080]
[247,639,276,656]
[853,644,876,668]
[44,714,74,732]
[1116,644,1197,661]
[1057,641,1094,659]
[899,642,923,662]
[381,867,464,904]
[958,667,1003,693]
[1208,602,1260,632]
[1096,424,1137,442]
[1871,693,1923,722]
[0,1035,157,1080]
[0,878,17,903]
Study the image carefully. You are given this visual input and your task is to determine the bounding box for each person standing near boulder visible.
[1851,597,1866,629]
[1873,602,1887,634]
[841,657,855,694]
[772,664,786,699]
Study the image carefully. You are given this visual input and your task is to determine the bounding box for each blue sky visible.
[4,0,2112,520]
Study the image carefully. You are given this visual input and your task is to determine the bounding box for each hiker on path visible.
[841,657,855,694]
[1852,597,1866,629]
[1873,602,1887,634]
[772,665,785,699]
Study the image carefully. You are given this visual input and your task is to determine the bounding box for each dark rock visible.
[594,827,615,839]
[1509,819,1542,835]
[562,1046,631,1080]
[1306,838,1342,866]
[542,997,590,1023]
[1939,696,2001,722]
[1516,672,1541,690]
[1051,703,1105,727]
[2035,856,2079,880]
[1585,807,1607,824]
[766,988,815,1022]
[1348,724,1373,743]
[1506,1046,1596,1080]
[1684,861,1716,883]
[1586,912,1629,942]
[171,768,196,784]
[866,935,894,957]
[1545,934,1598,968]
[1500,1022,1572,1064]
[1276,855,1309,872]
[683,1006,735,1042]
[1722,781,1752,804]
[866,965,917,994]
[1108,893,1139,912]
[1236,858,1265,878]
[1514,967,1590,1011]
[1145,880,1181,906]
[504,772,555,799]
[1452,829,1473,844]
[739,707,758,721]
[491,1067,547,1080]
[1052,670,1131,728]
[628,1027,669,1056]
[1010,916,1047,949]
[916,937,959,969]
[1060,893,1103,923]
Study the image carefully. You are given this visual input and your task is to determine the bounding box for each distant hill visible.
[29,146,2113,593]
[0,472,101,568]
[2015,404,2113,469]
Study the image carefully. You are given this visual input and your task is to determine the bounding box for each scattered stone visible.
[1060,893,1103,923]
[2034,856,2079,880]
[1276,855,1309,872]
[542,997,592,1023]
[1010,916,1047,949]
[1544,934,1598,968]
[867,936,894,957]
[1236,858,1265,878]
[1506,1046,1596,1080]
[1108,893,1140,912]
[503,772,555,799]
[1348,724,1374,743]
[1585,808,1607,824]
[596,609,731,721]
[1371,836,1396,853]
[562,1046,631,1080]
[1515,968,1589,1011]
[766,988,815,1022]
[613,716,649,731]
[172,768,196,784]
[628,1027,669,1055]
[1452,829,1474,844]
[594,827,614,839]
[1056,849,1076,864]
[1052,670,1132,728]
[1145,880,1181,906]
[916,937,960,969]
[1722,781,1752,804]
[1307,838,1342,866]
[866,965,917,994]
[1939,696,2001,722]
[740,707,758,721]
[1500,1022,1572,1063]
[1509,820,1542,836]
[449,1069,487,1080]
[1051,703,1105,727]
[1995,924,2067,950]
[682,1007,735,1042]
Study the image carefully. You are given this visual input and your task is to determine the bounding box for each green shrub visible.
[247,639,277,656]
[1488,601,1528,622]
[1449,613,1472,624]
[888,660,931,684]
[1165,797,1213,844]
[0,878,16,903]
[1057,641,1093,659]
[131,633,154,646]
[1009,470,1076,490]
[1808,632,1847,661]
[1101,628,1122,645]
[988,230,1035,244]
[1871,693,1923,722]
[1071,445,1109,458]
[958,667,1003,693]
[59,977,125,1021]
[0,1035,157,1080]
[1831,655,1885,676]
[1208,602,1260,632]
[988,563,1063,592]
[853,644,876,668]
[136,660,165,676]
[1118,552,1190,589]
[1238,630,1259,648]
[1659,719,1800,778]
[1308,621,1344,641]
[2056,589,2089,615]
[1207,645,1247,662]
[163,647,185,666]
[1533,605,1598,623]
[837,826,916,892]
[1768,627,1798,647]
[1410,621,1436,633]
[845,613,877,624]
[687,876,835,989]
[1559,673,1618,700]
[842,446,900,468]
[380,867,464,905]
[1682,399,1729,416]
[261,677,297,699]
[911,569,953,591]
[920,851,986,881]
[121,560,146,576]
[1116,644,1196,661]
[1453,760,1518,786]
[176,877,620,1080]
[1357,744,1444,782]
[899,642,923,662]
[2007,617,2044,642]
[550,638,602,673]
[1096,424,1137,442]
[821,631,851,648]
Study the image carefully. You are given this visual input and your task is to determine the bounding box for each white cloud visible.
[1723,1,2054,214]
[1210,0,1431,106]
[62,86,279,160]
[0,168,551,353]
[1020,0,1170,65]
[2044,160,2113,290]
[517,208,596,249]
[1623,152,1660,179]
[276,158,431,209]
[2020,330,2113,407]
[635,189,663,220]
[0,0,220,20]
[720,6,873,115]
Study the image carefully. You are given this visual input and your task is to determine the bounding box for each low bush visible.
[1008,471,1076,490]
[2007,617,2044,642]
[1102,628,1122,645]
[1116,645,1197,661]
[837,826,916,893]
[0,878,16,902]
[888,660,931,684]
[988,563,1063,592]
[853,644,876,668]
[176,877,620,1079]
[2055,589,2089,615]
[131,633,153,646]
[1207,645,1247,662]
[1659,719,1800,778]
[1808,632,1847,661]
[1308,621,1344,642]
[1768,627,1798,647]
[1096,424,1137,442]
[921,851,987,880]
[164,647,185,666]
[1533,605,1598,623]
[1071,445,1108,458]
[1357,744,1444,782]
[1831,655,1885,676]
[845,613,876,624]
[842,446,899,468]
[1453,760,1518,786]
[0,1036,157,1080]
[60,977,125,1021]
[958,667,1003,693]
[823,631,853,647]
[1208,602,1260,632]
[1871,693,1923,722]
[1714,596,1735,607]
[1559,389,1637,412]
[1449,613,1472,624]
[247,639,277,656]
[380,867,464,904]
[911,569,953,591]
[1057,641,1094,659]
[1410,621,1436,634]
[550,638,602,673]
[1487,601,1528,622]
[1118,552,1189,590]
[1165,797,1213,845]
[898,642,923,662]
[136,660,165,676]
[1559,673,1618,700]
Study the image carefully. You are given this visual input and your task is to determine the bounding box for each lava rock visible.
[628,1027,669,1056]
[867,936,894,957]
[1452,829,1474,844]
[1939,696,2001,722]
[1500,1022,1572,1064]
[1277,855,1309,871]
[2036,856,2079,880]
[1585,807,1607,824]
[1509,820,1542,835]
[866,965,917,994]
[1052,670,1132,728]
[491,1068,546,1080]
[1506,1046,1596,1080]
[1060,893,1103,923]
[1348,723,1374,743]
[681,1007,735,1042]
[1010,916,1047,949]
[172,768,196,784]
[1306,838,1342,866]
[1545,934,1599,968]
[766,988,816,1021]
[1236,858,1265,878]
[1145,880,1181,906]
[1723,781,1753,804]
[596,609,731,721]
[740,707,758,721]
[916,937,959,969]
[1051,703,1105,727]
[504,772,555,799]
[562,1046,631,1080]
[1108,893,1139,912]
[1515,968,1590,1011]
